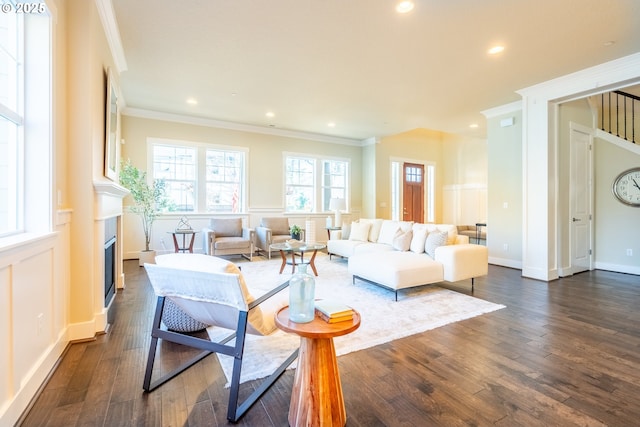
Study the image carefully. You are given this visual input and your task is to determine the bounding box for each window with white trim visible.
[285,156,315,212]
[150,139,247,213]
[153,145,196,211]
[321,159,348,211]
[285,154,349,213]
[205,148,244,213]
[0,10,23,236]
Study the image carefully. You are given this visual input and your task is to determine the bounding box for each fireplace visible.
[94,179,128,332]
[104,217,117,307]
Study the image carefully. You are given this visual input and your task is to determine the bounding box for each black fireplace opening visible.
[104,235,116,307]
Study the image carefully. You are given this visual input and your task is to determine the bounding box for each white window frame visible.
[0,6,52,241]
[284,152,350,213]
[0,10,24,237]
[148,138,248,214]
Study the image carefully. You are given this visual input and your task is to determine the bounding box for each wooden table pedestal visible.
[275,306,361,427]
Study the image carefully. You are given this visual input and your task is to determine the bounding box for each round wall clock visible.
[612,167,640,207]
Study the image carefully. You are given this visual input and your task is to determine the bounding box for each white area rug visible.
[207,253,505,386]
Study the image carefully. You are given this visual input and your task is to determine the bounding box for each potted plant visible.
[119,159,170,265]
[290,224,302,241]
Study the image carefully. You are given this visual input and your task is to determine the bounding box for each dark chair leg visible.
[142,298,299,424]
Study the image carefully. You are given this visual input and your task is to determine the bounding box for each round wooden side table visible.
[275,306,361,427]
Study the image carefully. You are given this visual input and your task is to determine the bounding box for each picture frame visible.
[104,68,120,181]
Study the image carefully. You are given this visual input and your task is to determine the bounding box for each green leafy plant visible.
[119,159,170,251]
[290,224,302,239]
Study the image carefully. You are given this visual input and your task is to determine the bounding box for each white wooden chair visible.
[143,253,298,423]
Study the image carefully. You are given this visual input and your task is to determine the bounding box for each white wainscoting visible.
[442,184,487,227]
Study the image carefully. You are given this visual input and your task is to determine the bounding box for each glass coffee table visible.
[269,242,326,276]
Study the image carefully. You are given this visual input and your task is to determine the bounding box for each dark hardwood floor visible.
[19,260,640,426]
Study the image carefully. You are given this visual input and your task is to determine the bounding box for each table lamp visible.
[329,198,346,227]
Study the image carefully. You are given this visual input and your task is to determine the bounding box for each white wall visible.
[594,136,640,274]
[119,115,364,258]
[484,106,523,269]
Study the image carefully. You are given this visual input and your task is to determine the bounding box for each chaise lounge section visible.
[328,219,488,300]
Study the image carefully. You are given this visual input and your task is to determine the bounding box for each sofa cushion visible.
[260,217,290,235]
[214,237,251,250]
[349,221,371,241]
[210,218,243,237]
[349,251,444,291]
[425,224,458,245]
[353,242,395,255]
[392,229,412,251]
[341,222,351,240]
[376,220,414,245]
[410,224,429,253]
[327,239,366,258]
[425,231,448,258]
[358,218,384,242]
[377,221,401,245]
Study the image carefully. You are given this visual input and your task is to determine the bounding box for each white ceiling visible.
[111,0,640,143]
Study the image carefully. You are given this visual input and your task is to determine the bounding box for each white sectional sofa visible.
[327,219,488,300]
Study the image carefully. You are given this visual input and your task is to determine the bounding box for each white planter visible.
[139,250,156,266]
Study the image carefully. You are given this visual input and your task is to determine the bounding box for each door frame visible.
[390,157,434,223]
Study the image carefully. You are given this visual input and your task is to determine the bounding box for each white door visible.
[569,125,593,274]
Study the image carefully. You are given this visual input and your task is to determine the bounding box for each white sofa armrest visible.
[434,243,488,282]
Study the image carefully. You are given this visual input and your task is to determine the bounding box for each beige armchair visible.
[202,217,254,260]
[255,217,295,259]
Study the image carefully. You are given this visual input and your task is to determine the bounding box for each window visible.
[150,139,247,213]
[322,159,348,211]
[153,145,196,211]
[0,10,23,236]
[285,156,315,212]
[285,154,349,213]
[205,149,244,213]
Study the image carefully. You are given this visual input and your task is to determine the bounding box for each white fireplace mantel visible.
[94,179,129,219]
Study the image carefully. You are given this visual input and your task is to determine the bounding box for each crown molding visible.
[122,107,366,146]
[95,0,128,73]
[481,100,522,118]
[517,52,640,101]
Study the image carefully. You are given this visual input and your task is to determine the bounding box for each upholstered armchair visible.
[255,217,302,259]
[202,217,254,260]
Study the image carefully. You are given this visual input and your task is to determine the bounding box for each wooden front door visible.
[403,163,424,223]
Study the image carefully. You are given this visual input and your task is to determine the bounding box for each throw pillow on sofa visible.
[425,230,448,257]
[349,221,371,241]
[392,229,413,251]
[410,226,428,254]
[377,222,401,245]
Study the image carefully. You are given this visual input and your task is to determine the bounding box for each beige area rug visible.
[207,252,505,386]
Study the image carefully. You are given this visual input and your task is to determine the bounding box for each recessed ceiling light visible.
[488,45,505,55]
[469,123,479,129]
[327,122,336,128]
[396,1,414,13]
[266,111,275,118]
[186,98,198,105]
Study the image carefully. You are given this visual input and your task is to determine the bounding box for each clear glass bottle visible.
[288,263,316,323]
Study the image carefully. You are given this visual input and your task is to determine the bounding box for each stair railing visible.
[600,90,639,144]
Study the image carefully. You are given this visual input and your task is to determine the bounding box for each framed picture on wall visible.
[104,67,120,181]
